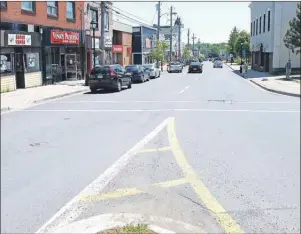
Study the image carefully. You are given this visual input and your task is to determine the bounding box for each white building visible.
[249,2,300,72]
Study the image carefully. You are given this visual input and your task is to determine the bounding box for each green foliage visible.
[234,30,251,57]
[227,26,240,56]
[183,47,191,59]
[149,40,169,62]
[199,53,205,60]
[284,3,301,54]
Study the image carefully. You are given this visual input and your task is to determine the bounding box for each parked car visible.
[167,61,183,73]
[125,65,150,83]
[213,58,223,68]
[142,63,160,78]
[89,64,132,93]
[188,61,203,73]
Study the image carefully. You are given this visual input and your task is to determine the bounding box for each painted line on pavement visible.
[179,86,190,94]
[23,109,300,113]
[80,178,188,202]
[36,117,170,234]
[136,146,171,153]
[167,117,245,234]
[46,100,301,104]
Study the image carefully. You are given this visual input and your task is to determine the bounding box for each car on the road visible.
[188,61,203,73]
[213,58,223,68]
[142,63,161,79]
[125,65,150,83]
[167,61,183,73]
[89,65,132,93]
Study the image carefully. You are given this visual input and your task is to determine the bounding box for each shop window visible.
[0,1,7,9]
[47,1,58,17]
[0,53,14,74]
[24,53,40,73]
[66,1,75,21]
[21,1,35,12]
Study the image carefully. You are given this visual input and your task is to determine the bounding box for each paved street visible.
[1,62,300,233]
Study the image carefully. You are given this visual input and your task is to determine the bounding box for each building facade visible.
[84,1,113,73]
[249,2,300,72]
[112,21,132,66]
[0,1,85,91]
[132,26,157,64]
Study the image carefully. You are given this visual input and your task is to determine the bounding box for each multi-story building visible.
[0,1,84,92]
[112,21,132,66]
[84,1,113,73]
[249,2,300,73]
[132,26,157,64]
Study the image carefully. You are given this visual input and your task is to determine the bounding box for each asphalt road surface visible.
[1,62,300,233]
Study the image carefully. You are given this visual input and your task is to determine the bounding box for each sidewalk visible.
[225,63,300,97]
[1,80,89,112]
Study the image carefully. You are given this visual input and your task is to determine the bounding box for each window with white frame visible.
[259,16,262,34]
[21,1,35,12]
[263,13,266,33]
[104,10,109,31]
[66,1,75,20]
[90,8,98,28]
[47,1,58,17]
[268,10,271,31]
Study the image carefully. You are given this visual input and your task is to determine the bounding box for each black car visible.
[89,64,132,92]
[188,61,203,73]
[125,65,150,83]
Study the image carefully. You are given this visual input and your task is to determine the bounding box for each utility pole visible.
[187,28,190,48]
[100,1,105,65]
[169,6,173,62]
[192,33,196,58]
[156,1,161,41]
[178,17,181,60]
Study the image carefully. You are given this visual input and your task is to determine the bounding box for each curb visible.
[33,89,88,104]
[1,89,88,113]
[51,213,204,234]
[249,80,300,98]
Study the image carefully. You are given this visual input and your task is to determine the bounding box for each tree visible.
[149,41,169,63]
[284,3,301,54]
[199,53,205,60]
[227,26,240,56]
[183,47,191,60]
[234,30,250,60]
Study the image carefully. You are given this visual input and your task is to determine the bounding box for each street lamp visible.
[90,19,97,68]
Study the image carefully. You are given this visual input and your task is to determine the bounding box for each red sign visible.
[51,30,79,44]
[112,45,123,53]
[127,47,132,54]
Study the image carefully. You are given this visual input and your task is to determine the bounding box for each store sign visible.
[112,45,123,53]
[92,38,100,49]
[127,47,132,54]
[104,35,112,48]
[51,30,79,44]
[8,34,31,46]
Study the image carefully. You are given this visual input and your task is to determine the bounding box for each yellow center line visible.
[167,117,245,234]
[80,178,188,202]
[136,146,172,153]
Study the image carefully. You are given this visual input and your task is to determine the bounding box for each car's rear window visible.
[170,62,180,65]
[126,66,138,71]
[91,66,110,75]
[191,62,201,65]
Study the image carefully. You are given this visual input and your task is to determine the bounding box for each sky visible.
[112,1,251,44]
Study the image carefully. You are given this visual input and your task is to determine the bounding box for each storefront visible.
[1,30,42,92]
[41,27,83,84]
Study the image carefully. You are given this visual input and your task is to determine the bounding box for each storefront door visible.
[15,53,25,88]
[65,54,77,80]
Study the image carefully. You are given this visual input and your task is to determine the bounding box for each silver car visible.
[167,62,183,73]
[142,64,161,78]
[213,59,223,68]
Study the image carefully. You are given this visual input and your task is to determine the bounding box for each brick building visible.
[112,21,132,66]
[0,1,84,92]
